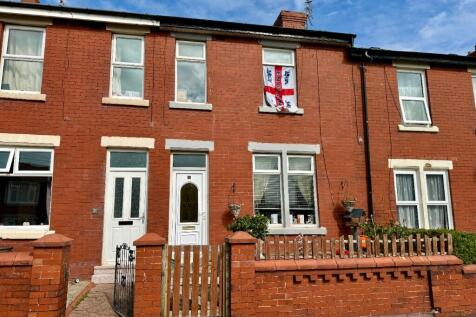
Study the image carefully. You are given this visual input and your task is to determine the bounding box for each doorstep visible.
[91,265,115,284]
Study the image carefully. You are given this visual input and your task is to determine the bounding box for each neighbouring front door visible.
[103,151,148,265]
[170,153,208,245]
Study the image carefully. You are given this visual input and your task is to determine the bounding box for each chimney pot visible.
[273,10,308,29]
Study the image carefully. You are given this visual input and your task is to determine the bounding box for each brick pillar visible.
[226,231,257,317]
[133,233,165,317]
[29,233,72,317]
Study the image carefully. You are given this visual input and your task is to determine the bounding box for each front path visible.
[70,284,117,317]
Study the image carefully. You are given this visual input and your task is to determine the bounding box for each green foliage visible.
[228,214,269,240]
[360,222,476,264]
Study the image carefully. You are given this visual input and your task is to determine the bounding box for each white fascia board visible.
[0,133,60,147]
[392,62,430,70]
[101,136,155,149]
[388,159,453,170]
[165,139,214,152]
[0,6,160,27]
[248,142,320,154]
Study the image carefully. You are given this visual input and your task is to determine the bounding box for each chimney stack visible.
[469,45,476,57]
[21,0,40,4]
[273,10,308,29]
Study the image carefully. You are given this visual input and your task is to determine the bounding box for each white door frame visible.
[168,153,209,245]
[102,150,148,265]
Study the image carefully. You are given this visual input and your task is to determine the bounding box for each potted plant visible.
[228,203,242,219]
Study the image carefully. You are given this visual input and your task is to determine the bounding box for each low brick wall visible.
[228,232,476,317]
[0,234,72,317]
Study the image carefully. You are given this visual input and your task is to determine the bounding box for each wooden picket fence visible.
[162,244,230,317]
[256,233,453,260]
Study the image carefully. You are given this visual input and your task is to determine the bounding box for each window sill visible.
[0,227,54,240]
[398,124,439,133]
[169,101,213,111]
[0,91,46,102]
[102,97,150,107]
[258,105,304,115]
[268,227,327,235]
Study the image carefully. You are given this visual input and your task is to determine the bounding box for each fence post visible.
[226,231,257,317]
[133,233,166,317]
[29,233,73,317]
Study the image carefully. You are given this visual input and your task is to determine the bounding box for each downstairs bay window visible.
[253,154,318,231]
[392,160,453,230]
[0,148,53,231]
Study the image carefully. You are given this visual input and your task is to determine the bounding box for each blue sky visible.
[39,0,476,55]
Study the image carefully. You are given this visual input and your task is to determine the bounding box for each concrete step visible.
[91,265,115,284]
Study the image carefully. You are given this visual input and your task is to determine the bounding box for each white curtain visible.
[253,174,270,208]
[395,174,415,201]
[397,72,423,97]
[289,175,314,208]
[427,175,445,201]
[3,29,43,92]
[402,100,428,122]
[398,206,418,228]
[428,206,448,229]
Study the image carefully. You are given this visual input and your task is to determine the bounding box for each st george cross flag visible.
[263,65,297,112]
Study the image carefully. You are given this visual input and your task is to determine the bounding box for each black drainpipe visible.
[359,51,374,218]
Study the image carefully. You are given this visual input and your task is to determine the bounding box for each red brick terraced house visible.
[0,1,474,281]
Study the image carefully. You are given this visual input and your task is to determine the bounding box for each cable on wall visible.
[62,21,71,121]
[351,64,361,143]
[315,50,335,208]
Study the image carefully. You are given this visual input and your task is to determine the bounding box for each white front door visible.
[102,151,148,265]
[171,171,208,245]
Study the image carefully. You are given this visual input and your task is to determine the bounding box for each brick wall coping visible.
[0,251,32,267]
[255,255,463,272]
[133,233,166,246]
[463,264,476,274]
[31,233,73,248]
[226,231,258,244]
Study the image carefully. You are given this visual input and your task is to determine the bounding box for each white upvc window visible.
[110,34,144,99]
[175,41,207,104]
[397,69,432,125]
[0,25,45,93]
[0,147,54,229]
[394,170,420,228]
[263,48,295,67]
[394,169,453,229]
[472,75,476,107]
[253,154,317,228]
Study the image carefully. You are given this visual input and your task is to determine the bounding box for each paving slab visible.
[70,284,117,317]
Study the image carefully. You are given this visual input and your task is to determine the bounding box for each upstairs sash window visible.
[0,26,45,92]
[175,41,206,104]
[397,70,431,124]
[262,48,297,113]
[111,34,144,98]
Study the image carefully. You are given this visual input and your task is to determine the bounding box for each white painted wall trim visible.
[269,227,327,235]
[259,40,301,49]
[0,14,52,26]
[106,24,151,35]
[0,133,60,147]
[171,32,211,41]
[0,6,160,27]
[165,139,214,152]
[392,62,430,70]
[101,136,155,149]
[248,142,320,154]
[398,124,439,133]
[388,159,453,170]
[102,97,149,107]
[0,91,46,101]
[258,105,304,115]
[468,68,476,74]
[0,227,54,239]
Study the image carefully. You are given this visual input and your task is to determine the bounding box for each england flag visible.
[263,65,297,113]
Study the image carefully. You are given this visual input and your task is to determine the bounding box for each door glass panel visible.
[18,151,51,171]
[180,183,198,223]
[173,154,206,168]
[110,152,147,168]
[130,177,141,218]
[113,177,124,218]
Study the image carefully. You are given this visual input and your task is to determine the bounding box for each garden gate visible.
[113,243,136,317]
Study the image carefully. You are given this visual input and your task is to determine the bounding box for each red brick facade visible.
[0,3,474,279]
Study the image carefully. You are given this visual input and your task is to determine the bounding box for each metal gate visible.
[113,243,135,317]
[162,244,230,317]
